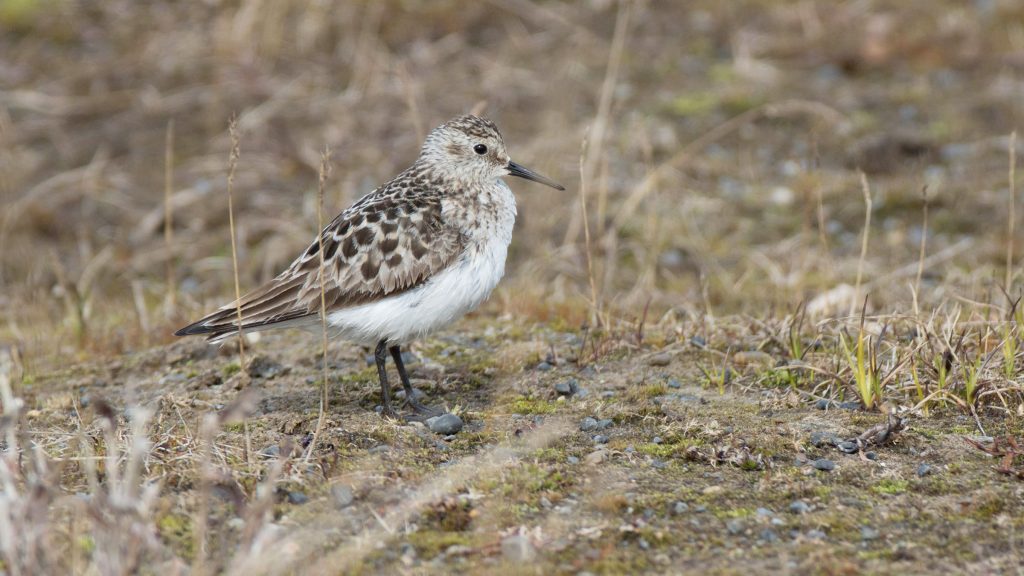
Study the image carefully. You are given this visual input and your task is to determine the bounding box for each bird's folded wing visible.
[175,193,464,337]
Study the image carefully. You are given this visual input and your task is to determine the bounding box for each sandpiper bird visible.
[175,115,564,418]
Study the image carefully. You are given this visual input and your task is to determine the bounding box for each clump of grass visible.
[872,479,909,495]
[507,395,558,415]
[839,327,884,410]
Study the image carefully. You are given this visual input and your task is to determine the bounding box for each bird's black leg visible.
[375,340,397,419]
[390,345,444,418]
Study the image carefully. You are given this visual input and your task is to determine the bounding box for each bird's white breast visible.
[326,180,516,345]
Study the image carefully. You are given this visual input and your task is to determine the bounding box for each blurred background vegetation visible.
[1,0,1023,369]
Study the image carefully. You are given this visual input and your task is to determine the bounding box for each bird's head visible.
[419,114,564,190]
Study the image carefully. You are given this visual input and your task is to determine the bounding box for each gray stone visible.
[286,491,308,505]
[789,500,810,514]
[593,434,609,445]
[331,484,354,508]
[672,501,689,515]
[579,417,599,432]
[837,441,859,454]
[812,459,836,472]
[554,380,578,396]
[861,526,880,540]
[426,413,464,435]
[647,352,672,367]
[809,431,839,447]
[916,463,933,477]
[726,519,744,535]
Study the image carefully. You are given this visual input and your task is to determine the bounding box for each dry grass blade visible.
[1007,130,1017,295]
[305,147,332,462]
[851,171,873,319]
[164,119,176,320]
[227,115,246,370]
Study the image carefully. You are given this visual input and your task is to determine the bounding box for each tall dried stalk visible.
[850,171,873,318]
[225,115,244,364]
[914,186,930,317]
[562,0,632,247]
[578,133,601,328]
[1007,130,1017,295]
[305,147,332,461]
[164,119,176,319]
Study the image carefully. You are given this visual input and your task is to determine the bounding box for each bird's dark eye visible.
[473,144,488,155]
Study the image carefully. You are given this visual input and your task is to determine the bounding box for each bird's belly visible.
[326,241,507,345]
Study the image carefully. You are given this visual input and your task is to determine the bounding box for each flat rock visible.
[426,413,464,435]
[647,352,673,367]
[501,535,536,562]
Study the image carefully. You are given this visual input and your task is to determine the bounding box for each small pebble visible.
[580,417,599,432]
[865,451,877,460]
[554,380,578,396]
[689,336,706,347]
[426,413,464,435]
[732,350,774,369]
[566,455,580,465]
[861,526,880,541]
[500,535,536,562]
[585,449,607,465]
[759,529,778,543]
[652,436,663,444]
[838,401,861,410]
[647,352,672,367]
[596,418,614,430]
[815,399,832,410]
[331,484,354,508]
[806,529,827,541]
[726,519,744,535]
[600,391,616,399]
[755,507,774,518]
[667,378,682,389]
[624,445,636,454]
[637,538,650,550]
[809,431,839,447]
[651,459,667,469]
[789,500,810,515]
[916,463,933,477]
[812,458,836,472]
[286,491,309,505]
[259,445,281,459]
[672,501,689,515]
[837,441,859,454]
[593,434,609,445]
[536,362,553,372]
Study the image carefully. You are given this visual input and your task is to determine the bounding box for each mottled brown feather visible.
[176,165,467,338]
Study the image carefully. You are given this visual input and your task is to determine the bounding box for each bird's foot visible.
[377,404,401,420]
[404,400,445,421]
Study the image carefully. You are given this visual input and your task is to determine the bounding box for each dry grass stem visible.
[305,147,333,462]
[851,171,873,318]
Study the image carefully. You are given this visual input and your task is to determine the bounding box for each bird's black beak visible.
[507,161,565,190]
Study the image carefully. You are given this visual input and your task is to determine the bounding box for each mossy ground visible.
[17,318,1024,574]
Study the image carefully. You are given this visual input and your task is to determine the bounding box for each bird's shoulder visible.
[285,168,468,311]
